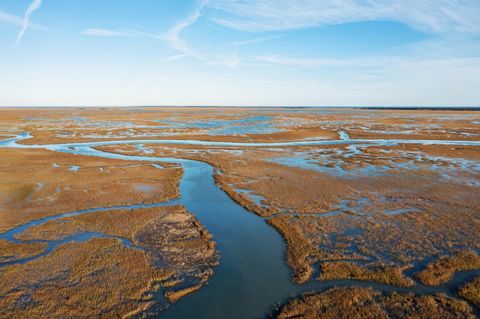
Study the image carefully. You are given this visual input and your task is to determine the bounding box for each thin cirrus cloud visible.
[80,28,138,38]
[80,0,207,61]
[79,1,278,68]
[78,0,480,70]
[257,54,356,67]
[16,0,43,47]
[256,34,480,70]
[80,28,162,40]
[161,0,208,59]
[206,0,480,34]
[0,10,46,31]
[0,10,28,28]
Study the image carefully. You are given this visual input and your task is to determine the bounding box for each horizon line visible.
[0,105,480,110]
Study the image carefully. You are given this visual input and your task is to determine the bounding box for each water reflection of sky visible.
[270,147,480,184]
[156,115,281,135]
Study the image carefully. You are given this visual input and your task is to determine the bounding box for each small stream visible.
[1,133,480,318]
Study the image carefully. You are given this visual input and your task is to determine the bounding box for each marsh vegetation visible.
[0,107,479,318]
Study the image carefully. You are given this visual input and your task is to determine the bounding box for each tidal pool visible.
[156,115,280,136]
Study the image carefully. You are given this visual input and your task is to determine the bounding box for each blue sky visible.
[1,0,480,106]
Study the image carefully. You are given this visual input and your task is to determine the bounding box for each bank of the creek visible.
[0,133,479,318]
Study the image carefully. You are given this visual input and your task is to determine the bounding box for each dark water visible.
[160,160,296,318]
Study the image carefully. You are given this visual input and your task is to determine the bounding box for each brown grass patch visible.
[0,148,181,233]
[268,215,318,283]
[17,205,219,289]
[318,262,414,287]
[165,285,203,303]
[459,277,480,307]
[277,287,475,319]
[0,240,47,263]
[0,238,169,319]
[417,251,480,286]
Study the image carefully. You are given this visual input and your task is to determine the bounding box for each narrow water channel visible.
[1,134,479,318]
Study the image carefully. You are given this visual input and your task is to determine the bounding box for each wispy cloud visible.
[206,0,480,34]
[0,11,25,28]
[79,1,279,68]
[80,28,138,38]
[80,1,206,60]
[163,54,189,62]
[256,35,480,70]
[79,28,163,40]
[0,10,46,31]
[16,0,43,47]
[161,0,208,60]
[214,34,285,68]
[257,54,354,67]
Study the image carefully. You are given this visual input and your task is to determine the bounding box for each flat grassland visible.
[0,238,167,318]
[0,147,181,233]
